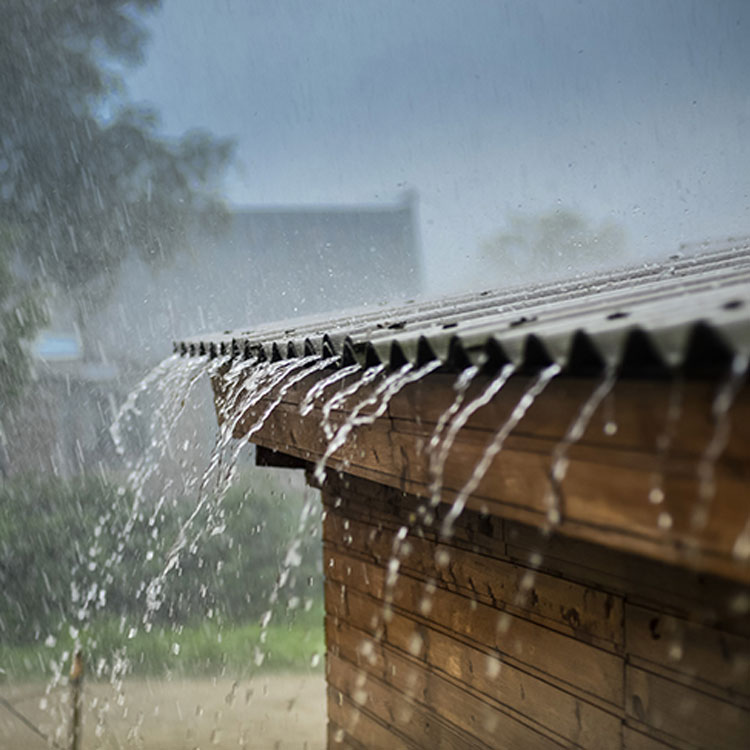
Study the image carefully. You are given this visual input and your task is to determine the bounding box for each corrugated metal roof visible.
[175,240,750,376]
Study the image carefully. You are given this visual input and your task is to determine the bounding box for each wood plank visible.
[322,472,507,557]
[323,472,743,620]
[324,554,625,707]
[328,614,621,750]
[626,666,750,750]
[328,650,566,750]
[625,604,750,705]
[267,370,750,466]
[328,655,493,750]
[221,387,750,582]
[323,509,624,648]
[327,689,414,750]
[622,725,683,750]
[327,721,368,750]
[503,519,750,636]
[387,375,750,466]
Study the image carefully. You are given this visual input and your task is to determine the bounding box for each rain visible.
[1,2,749,749]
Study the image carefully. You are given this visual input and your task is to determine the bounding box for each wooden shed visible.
[177,244,750,749]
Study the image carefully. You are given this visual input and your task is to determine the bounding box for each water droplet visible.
[435,548,451,567]
[729,593,750,614]
[528,551,543,568]
[649,487,665,504]
[657,512,673,530]
[486,655,502,678]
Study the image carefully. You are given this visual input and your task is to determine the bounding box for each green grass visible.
[0,605,325,681]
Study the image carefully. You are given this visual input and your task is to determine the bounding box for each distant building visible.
[3,195,422,478]
[91,193,422,368]
[184,192,423,329]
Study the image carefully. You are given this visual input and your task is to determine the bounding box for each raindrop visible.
[657,512,673,530]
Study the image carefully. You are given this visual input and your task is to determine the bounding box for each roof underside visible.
[175,241,750,377]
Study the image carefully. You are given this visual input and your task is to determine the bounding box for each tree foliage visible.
[482,208,626,284]
[0,0,234,401]
[0,226,46,407]
[0,473,321,645]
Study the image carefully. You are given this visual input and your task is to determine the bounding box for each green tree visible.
[482,208,626,283]
[0,0,233,396]
[0,229,46,409]
[0,472,321,645]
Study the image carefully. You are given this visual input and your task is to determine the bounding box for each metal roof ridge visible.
[174,244,750,376]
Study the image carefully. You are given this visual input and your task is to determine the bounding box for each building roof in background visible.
[189,195,421,323]
[176,238,750,377]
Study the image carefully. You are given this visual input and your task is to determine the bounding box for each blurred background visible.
[1,1,748,747]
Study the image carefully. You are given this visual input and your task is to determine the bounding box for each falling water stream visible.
[23,342,748,749]
[694,352,749,532]
[426,364,480,480]
[373,361,561,672]
[441,363,562,538]
[320,364,385,440]
[314,359,442,485]
[428,362,516,511]
[544,364,618,530]
[149,355,334,619]
[300,363,362,417]
[648,376,684,508]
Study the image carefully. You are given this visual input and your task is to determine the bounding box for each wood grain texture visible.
[321,476,750,749]
[212,366,750,581]
[210,363,750,746]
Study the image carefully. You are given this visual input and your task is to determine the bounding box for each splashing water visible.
[314,359,442,485]
[693,353,749,530]
[115,355,217,546]
[148,355,333,618]
[441,363,561,538]
[109,353,181,456]
[428,363,516,509]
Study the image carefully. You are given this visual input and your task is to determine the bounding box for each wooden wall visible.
[216,368,750,584]
[321,472,750,750]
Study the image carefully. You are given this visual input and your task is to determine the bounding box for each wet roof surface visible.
[175,240,750,376]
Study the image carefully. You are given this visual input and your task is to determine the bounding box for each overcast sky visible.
[125,0,750,293]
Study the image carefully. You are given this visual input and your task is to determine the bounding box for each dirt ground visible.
[0,674,326,749]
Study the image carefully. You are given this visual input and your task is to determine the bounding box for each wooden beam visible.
[211,367,750,582]
[255,444,309,470]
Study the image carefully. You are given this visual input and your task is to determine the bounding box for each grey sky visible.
[125,0,750,293]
